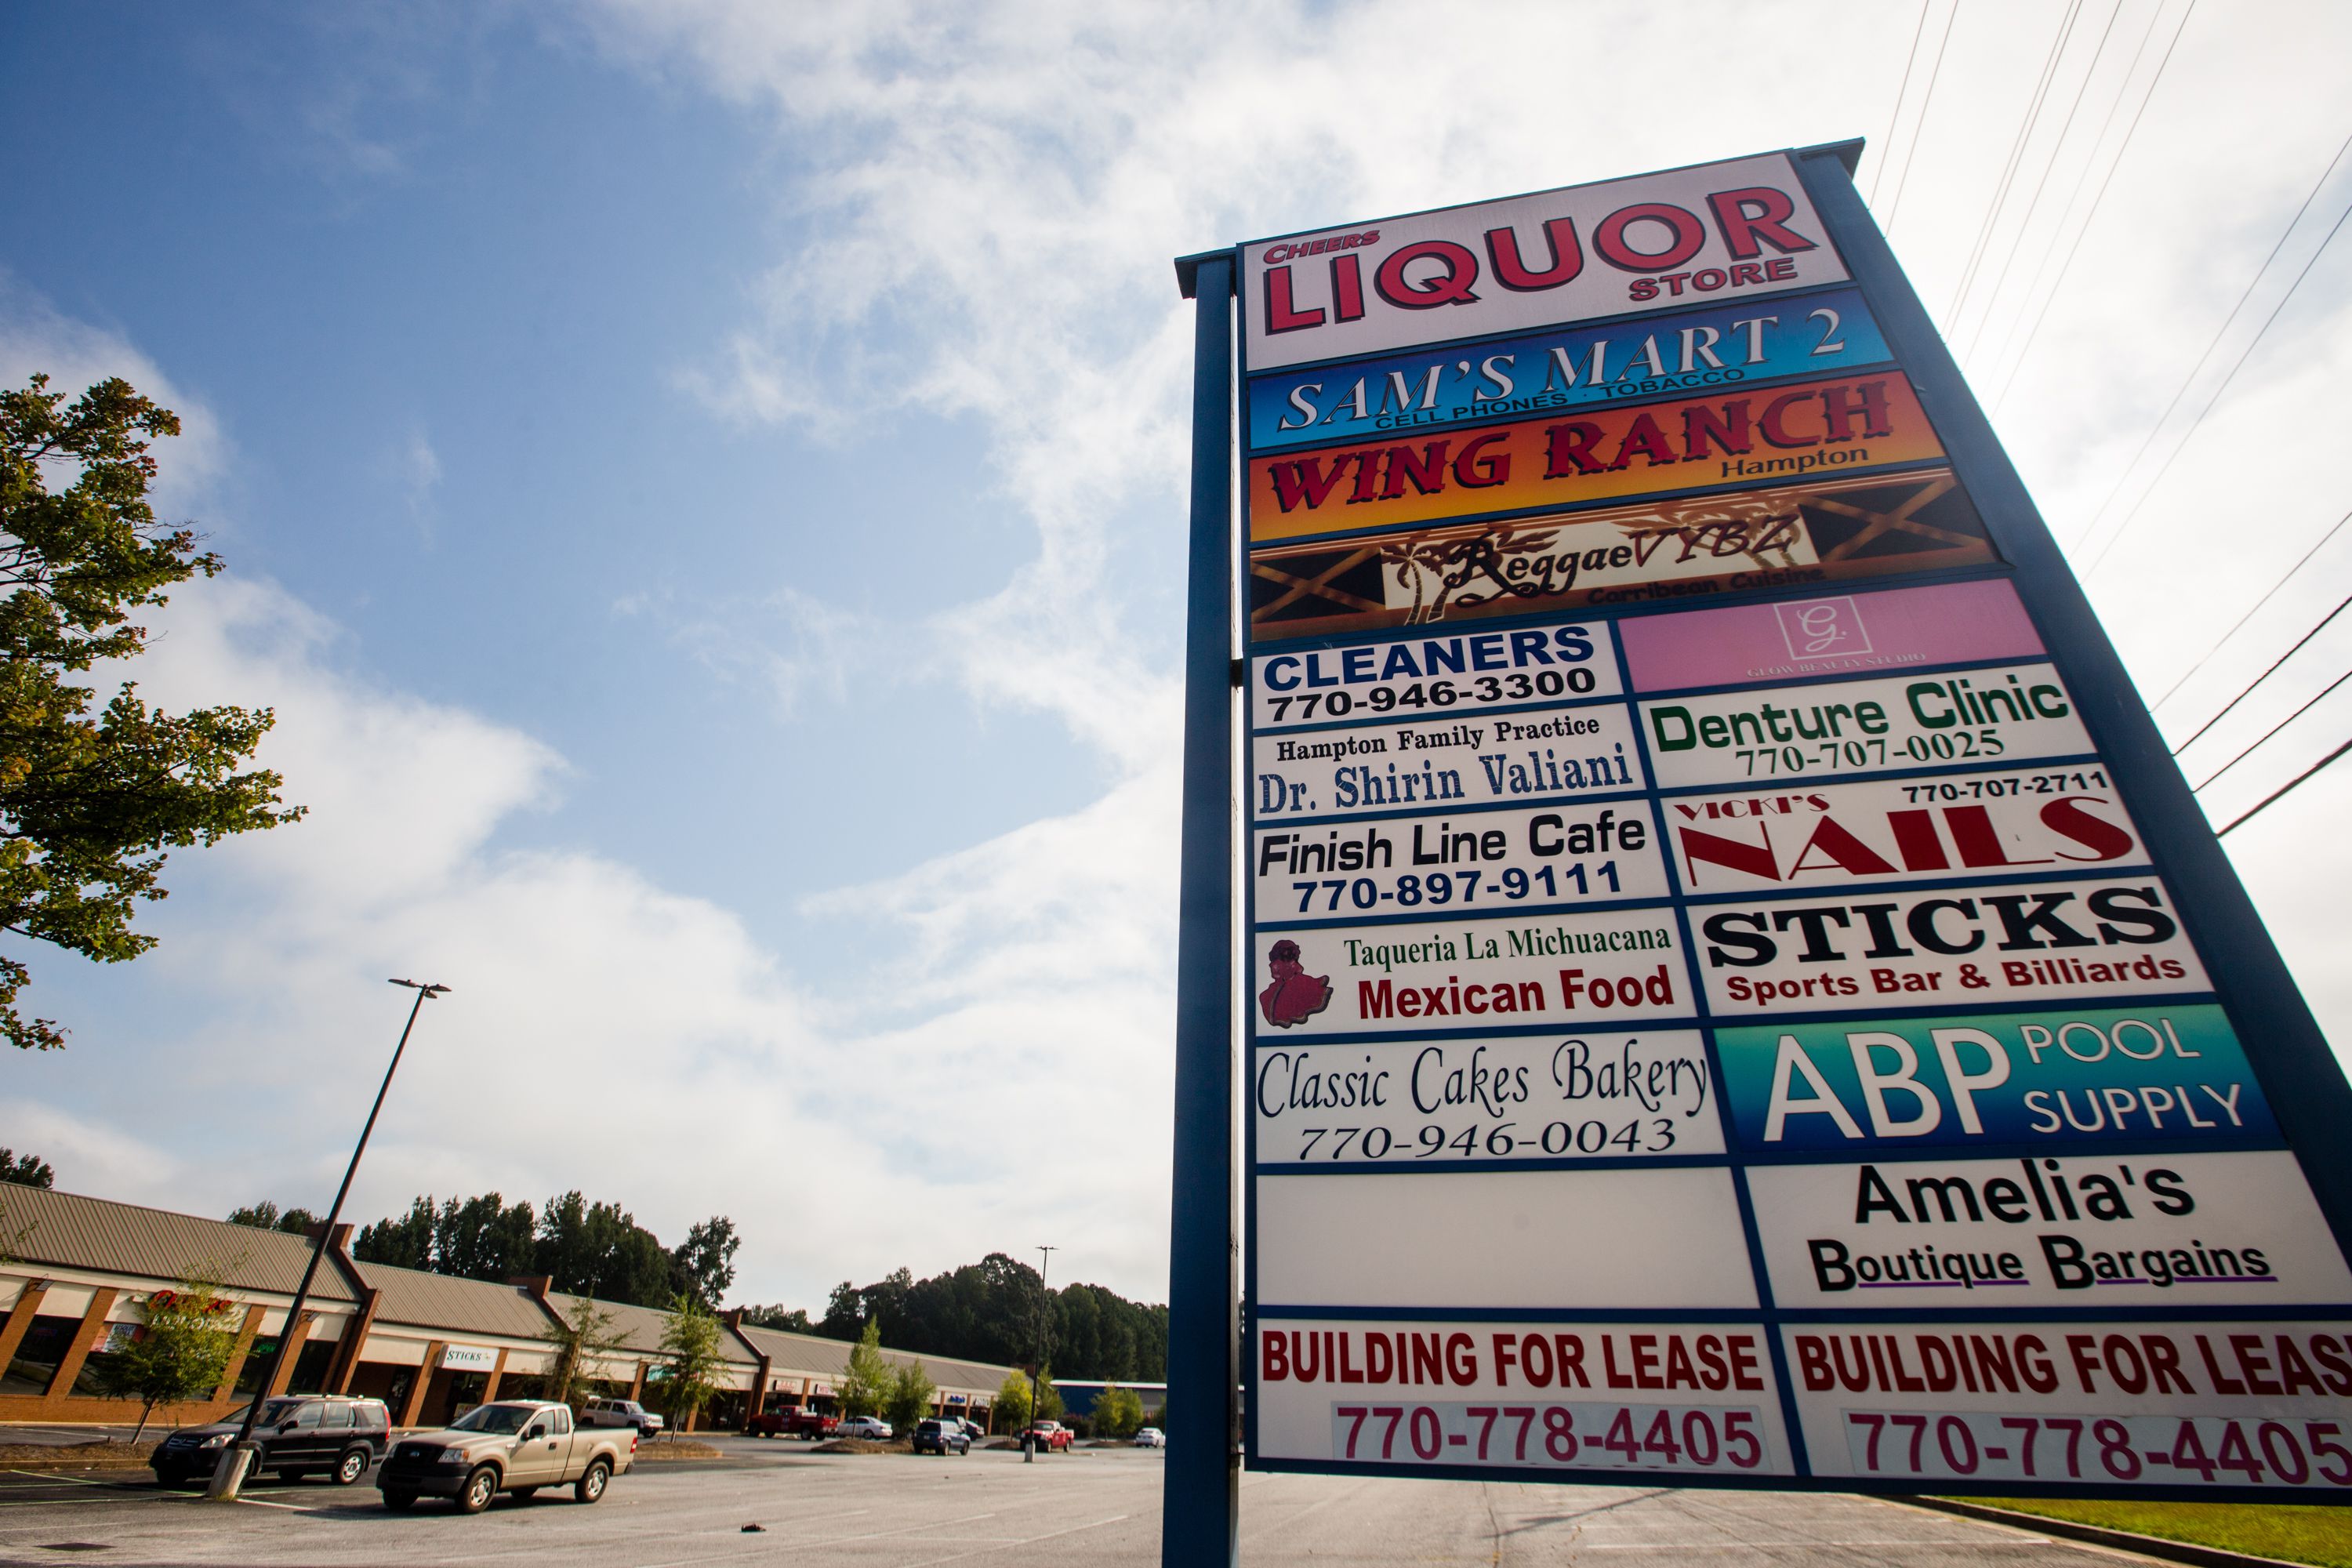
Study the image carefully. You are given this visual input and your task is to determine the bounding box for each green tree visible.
[0,1147,53,1187]
[670,1215,739,1309]
[1091,1382,1145,1440]
[655,1291,727,1436]
[436,1192,536,1281]
[0,374,304,1052]
[1033,1365,1062,1422]
[884,1357,935,1432]
[838,1319,891,1418]
[224,1201,319,1235]
[737,1303,814,1333]
[993,1369,1031,1431]
[540,1294,627,1410]
[535,1191,675,1305]
[352,1196,436,1269]
[89,1275,236,1440]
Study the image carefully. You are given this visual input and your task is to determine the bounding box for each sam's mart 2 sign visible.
[1207,144,2352,1505]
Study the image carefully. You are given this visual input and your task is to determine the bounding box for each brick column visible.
[0,1279,50,1374]
[213,1305,265,1403]
[397,1342,445,1429]
[628,1360,647,1400]
[264,1310,315,1397]
[325,1289,380,1395]
[481,1348,509,1403]
[45,1287,118,1400]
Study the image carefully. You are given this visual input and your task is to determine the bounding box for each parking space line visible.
[626,1510,1004,1568]
[902,1512,1134,1567]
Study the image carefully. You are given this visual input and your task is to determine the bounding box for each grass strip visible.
[1956,1497,2352,1567]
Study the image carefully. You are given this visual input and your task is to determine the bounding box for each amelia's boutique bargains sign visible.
[1200,145,2352,1504]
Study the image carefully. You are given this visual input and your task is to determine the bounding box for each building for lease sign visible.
[1209,142,2352,1502]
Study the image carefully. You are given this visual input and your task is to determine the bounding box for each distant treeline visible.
[739,1253,1167,1385]
[229,1191,738,1310]
[229,1194,1167,1380]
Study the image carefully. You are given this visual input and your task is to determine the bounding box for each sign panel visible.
[1248,373,1946,543]
[1661,768,2147,895]
[1206,143,2352,1501]
[1253,1029,1719,1167]
[1243,153,1849,369]
[1256,1318,1795,1478]
[1250,470,1997,638]
[441,1344,498,1371]
[1712,1004,2277,1153]
[1247,288,1892,452]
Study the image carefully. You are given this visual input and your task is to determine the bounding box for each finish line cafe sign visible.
[1217,146,2352,1503]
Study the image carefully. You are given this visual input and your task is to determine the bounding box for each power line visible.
[2069,122,2352,553]
[2217,732,2352,837]
[1869,0,1934,207]
[2081,176,2352,574]
[1942,0,2082,334]
[2172,591,2352,753]
[2151,506,2352,710]
[1989,0,2198,413]
[2192,666,2352,793]
[1955,0,2125,366]
[1979,0,2164,388]
[1885,0,1962,237]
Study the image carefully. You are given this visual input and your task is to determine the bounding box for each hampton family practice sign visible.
[1189,143,2352,1505]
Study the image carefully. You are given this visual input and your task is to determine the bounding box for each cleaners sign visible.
[1203,143,2352,1503]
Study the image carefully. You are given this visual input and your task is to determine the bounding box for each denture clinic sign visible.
[1210,146,2352,1503]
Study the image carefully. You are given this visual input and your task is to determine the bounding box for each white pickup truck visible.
[376,1399,634,1513]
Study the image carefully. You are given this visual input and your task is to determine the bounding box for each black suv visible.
[912,1417,971,1456]
[151,1395,393,1487]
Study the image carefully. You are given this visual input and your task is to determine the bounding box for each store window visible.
[2,1316,82,1396]
[289,1338,337,1394]
[233,1336,281,1396]
[69,1323,139,1396]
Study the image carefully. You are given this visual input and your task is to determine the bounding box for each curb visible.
[1900,1496,2320,1568]
[1,1457,154,1473]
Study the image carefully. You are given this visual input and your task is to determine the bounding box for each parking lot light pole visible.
[207,978,449,1501]
[1026,1245,1055,1464]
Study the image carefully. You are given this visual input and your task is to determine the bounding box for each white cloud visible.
[14,0,2352,1317]
[0,274,230,517]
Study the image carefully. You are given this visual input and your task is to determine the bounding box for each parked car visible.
[580,1397,664,1437]
[912,1417,971,1456]
[151,1395,391,1488]
[376,1399,634,1514]
[837,1415,892,1441]
[1133,1427,1166,1447]
[1020,1421,1073,1451]
[958,1417,989,1443]
[742,1406,797,1437]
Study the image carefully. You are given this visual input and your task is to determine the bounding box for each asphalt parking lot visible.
[0,1437,2166,1566]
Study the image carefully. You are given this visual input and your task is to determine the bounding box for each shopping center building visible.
[0,1185,1014,1432]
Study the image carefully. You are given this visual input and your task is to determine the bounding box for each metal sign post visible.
[1164,249,1240,1566]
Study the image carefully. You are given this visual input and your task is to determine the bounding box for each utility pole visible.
[1025,1244,1055,1464]
[208,978,449,1500]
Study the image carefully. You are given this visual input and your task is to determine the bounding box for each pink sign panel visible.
[1620,577,2042,693]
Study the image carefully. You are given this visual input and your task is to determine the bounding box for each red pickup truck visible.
[745,1409,840,1440]
[1021,1421,1073,1451]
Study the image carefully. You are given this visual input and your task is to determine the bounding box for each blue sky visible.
[5,0,2352,1308]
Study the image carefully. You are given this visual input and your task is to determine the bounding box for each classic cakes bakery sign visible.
[1219,144,2352,1503]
